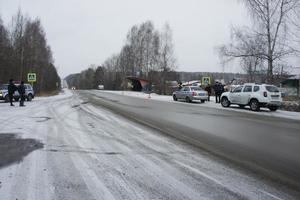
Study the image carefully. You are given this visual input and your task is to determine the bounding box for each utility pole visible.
[20,46,24,81]
[221,62,225,83]
[19,21,24,82]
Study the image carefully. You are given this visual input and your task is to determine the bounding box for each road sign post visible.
[202,77,211,86]
[27,73,37,87]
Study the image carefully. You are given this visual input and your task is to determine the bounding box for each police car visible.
[0,83,35,102]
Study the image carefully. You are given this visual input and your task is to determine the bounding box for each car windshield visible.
[266,86,279,92]
[191,87,203,91]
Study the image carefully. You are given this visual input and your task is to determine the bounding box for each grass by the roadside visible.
[283,96,300,101]
[281,96,300,112]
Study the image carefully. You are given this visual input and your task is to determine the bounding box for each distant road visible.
[82,90,300,188]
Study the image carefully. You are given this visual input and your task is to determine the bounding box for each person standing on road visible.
[214,81,224,103]
[178,81,183,90]
[204,84,212,101]
[213,82,222,103]
[8,79,18,106]
[18,81,26,107]
[220,83,225,95]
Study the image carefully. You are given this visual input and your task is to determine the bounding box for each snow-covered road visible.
[0,90,299,200]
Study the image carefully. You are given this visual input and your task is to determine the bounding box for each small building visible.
[125,77,151,92]
[281,75,300,97]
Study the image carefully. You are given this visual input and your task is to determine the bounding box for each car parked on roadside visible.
[173,86,208,103]
[220,83,282,111]
[0,83,35,102]
[98,85,104,90]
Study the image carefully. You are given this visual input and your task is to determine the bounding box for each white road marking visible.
[70,153,116,200]
[174,160,224,187]
[259,190,284,200]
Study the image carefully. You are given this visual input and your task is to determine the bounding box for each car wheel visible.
[185,96,191,103]
[269,106,278,111]
[27,94,33,101]
[249,99,260,111]
[4,95,10,103]
[221,97,230,107]
[173,95,178,101]
[201,100,205,103]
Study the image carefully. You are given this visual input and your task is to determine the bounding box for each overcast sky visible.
[0,0,251,77]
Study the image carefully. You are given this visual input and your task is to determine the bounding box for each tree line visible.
[66,21,177,94]
[219,0,300,83]
[0,10,60,93]
[67,1,300,92]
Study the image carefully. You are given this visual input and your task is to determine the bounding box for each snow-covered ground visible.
[102,90,300,121]
[0,89,299,199]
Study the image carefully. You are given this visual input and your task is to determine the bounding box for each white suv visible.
[220,84,282,111]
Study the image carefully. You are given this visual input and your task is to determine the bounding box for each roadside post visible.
[202,77,211,86]
[27,73,37,87]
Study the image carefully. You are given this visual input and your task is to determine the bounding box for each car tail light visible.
[192,92,196,96]
[264,91,267,97]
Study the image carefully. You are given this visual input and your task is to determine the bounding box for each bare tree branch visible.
[219,0,300,83]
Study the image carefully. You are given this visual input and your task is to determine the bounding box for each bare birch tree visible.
[10,9,28,80]
[67,21,177,93]
[159,23,177,94]
[220,0,300,82]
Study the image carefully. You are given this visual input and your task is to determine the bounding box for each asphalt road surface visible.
[0,90,299,200]
[82,90,300,189]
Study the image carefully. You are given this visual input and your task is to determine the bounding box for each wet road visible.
[83,90,300,189]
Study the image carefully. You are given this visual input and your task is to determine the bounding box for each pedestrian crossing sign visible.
[202,77,211,85]
[27,73,36,82]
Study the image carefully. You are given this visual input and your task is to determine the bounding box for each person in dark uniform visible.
[213,81,221,103]
[8,79,18,106]
[220,83,225,95]
[18,81,26,107]
[178,81,183,90]
[204,84,212,101]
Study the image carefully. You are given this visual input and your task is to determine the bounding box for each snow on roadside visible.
[100,90,300,121]
[33,88,73,101]
[0,89,71,138]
